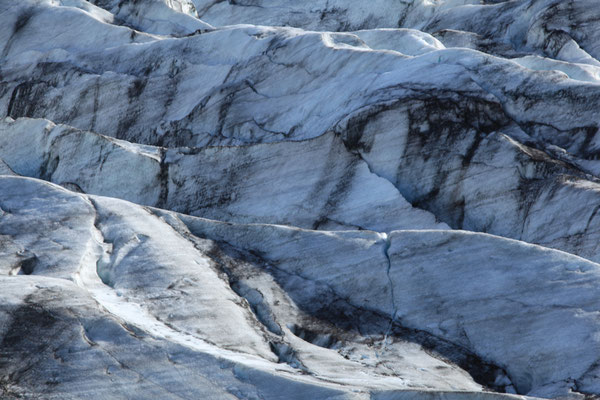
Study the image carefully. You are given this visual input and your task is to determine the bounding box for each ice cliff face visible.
[2,1,600,399]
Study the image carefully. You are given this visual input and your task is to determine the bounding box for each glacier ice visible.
[2,0,600,399]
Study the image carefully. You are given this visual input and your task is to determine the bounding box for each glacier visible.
[2,0,600,399]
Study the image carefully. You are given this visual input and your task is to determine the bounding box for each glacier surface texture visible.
[2,0,600,399]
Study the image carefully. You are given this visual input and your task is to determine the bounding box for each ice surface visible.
[2,0,600,399]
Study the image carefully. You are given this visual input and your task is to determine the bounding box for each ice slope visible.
[0,176,489,397]
[0,117,444,231]
[3,176,600,397]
